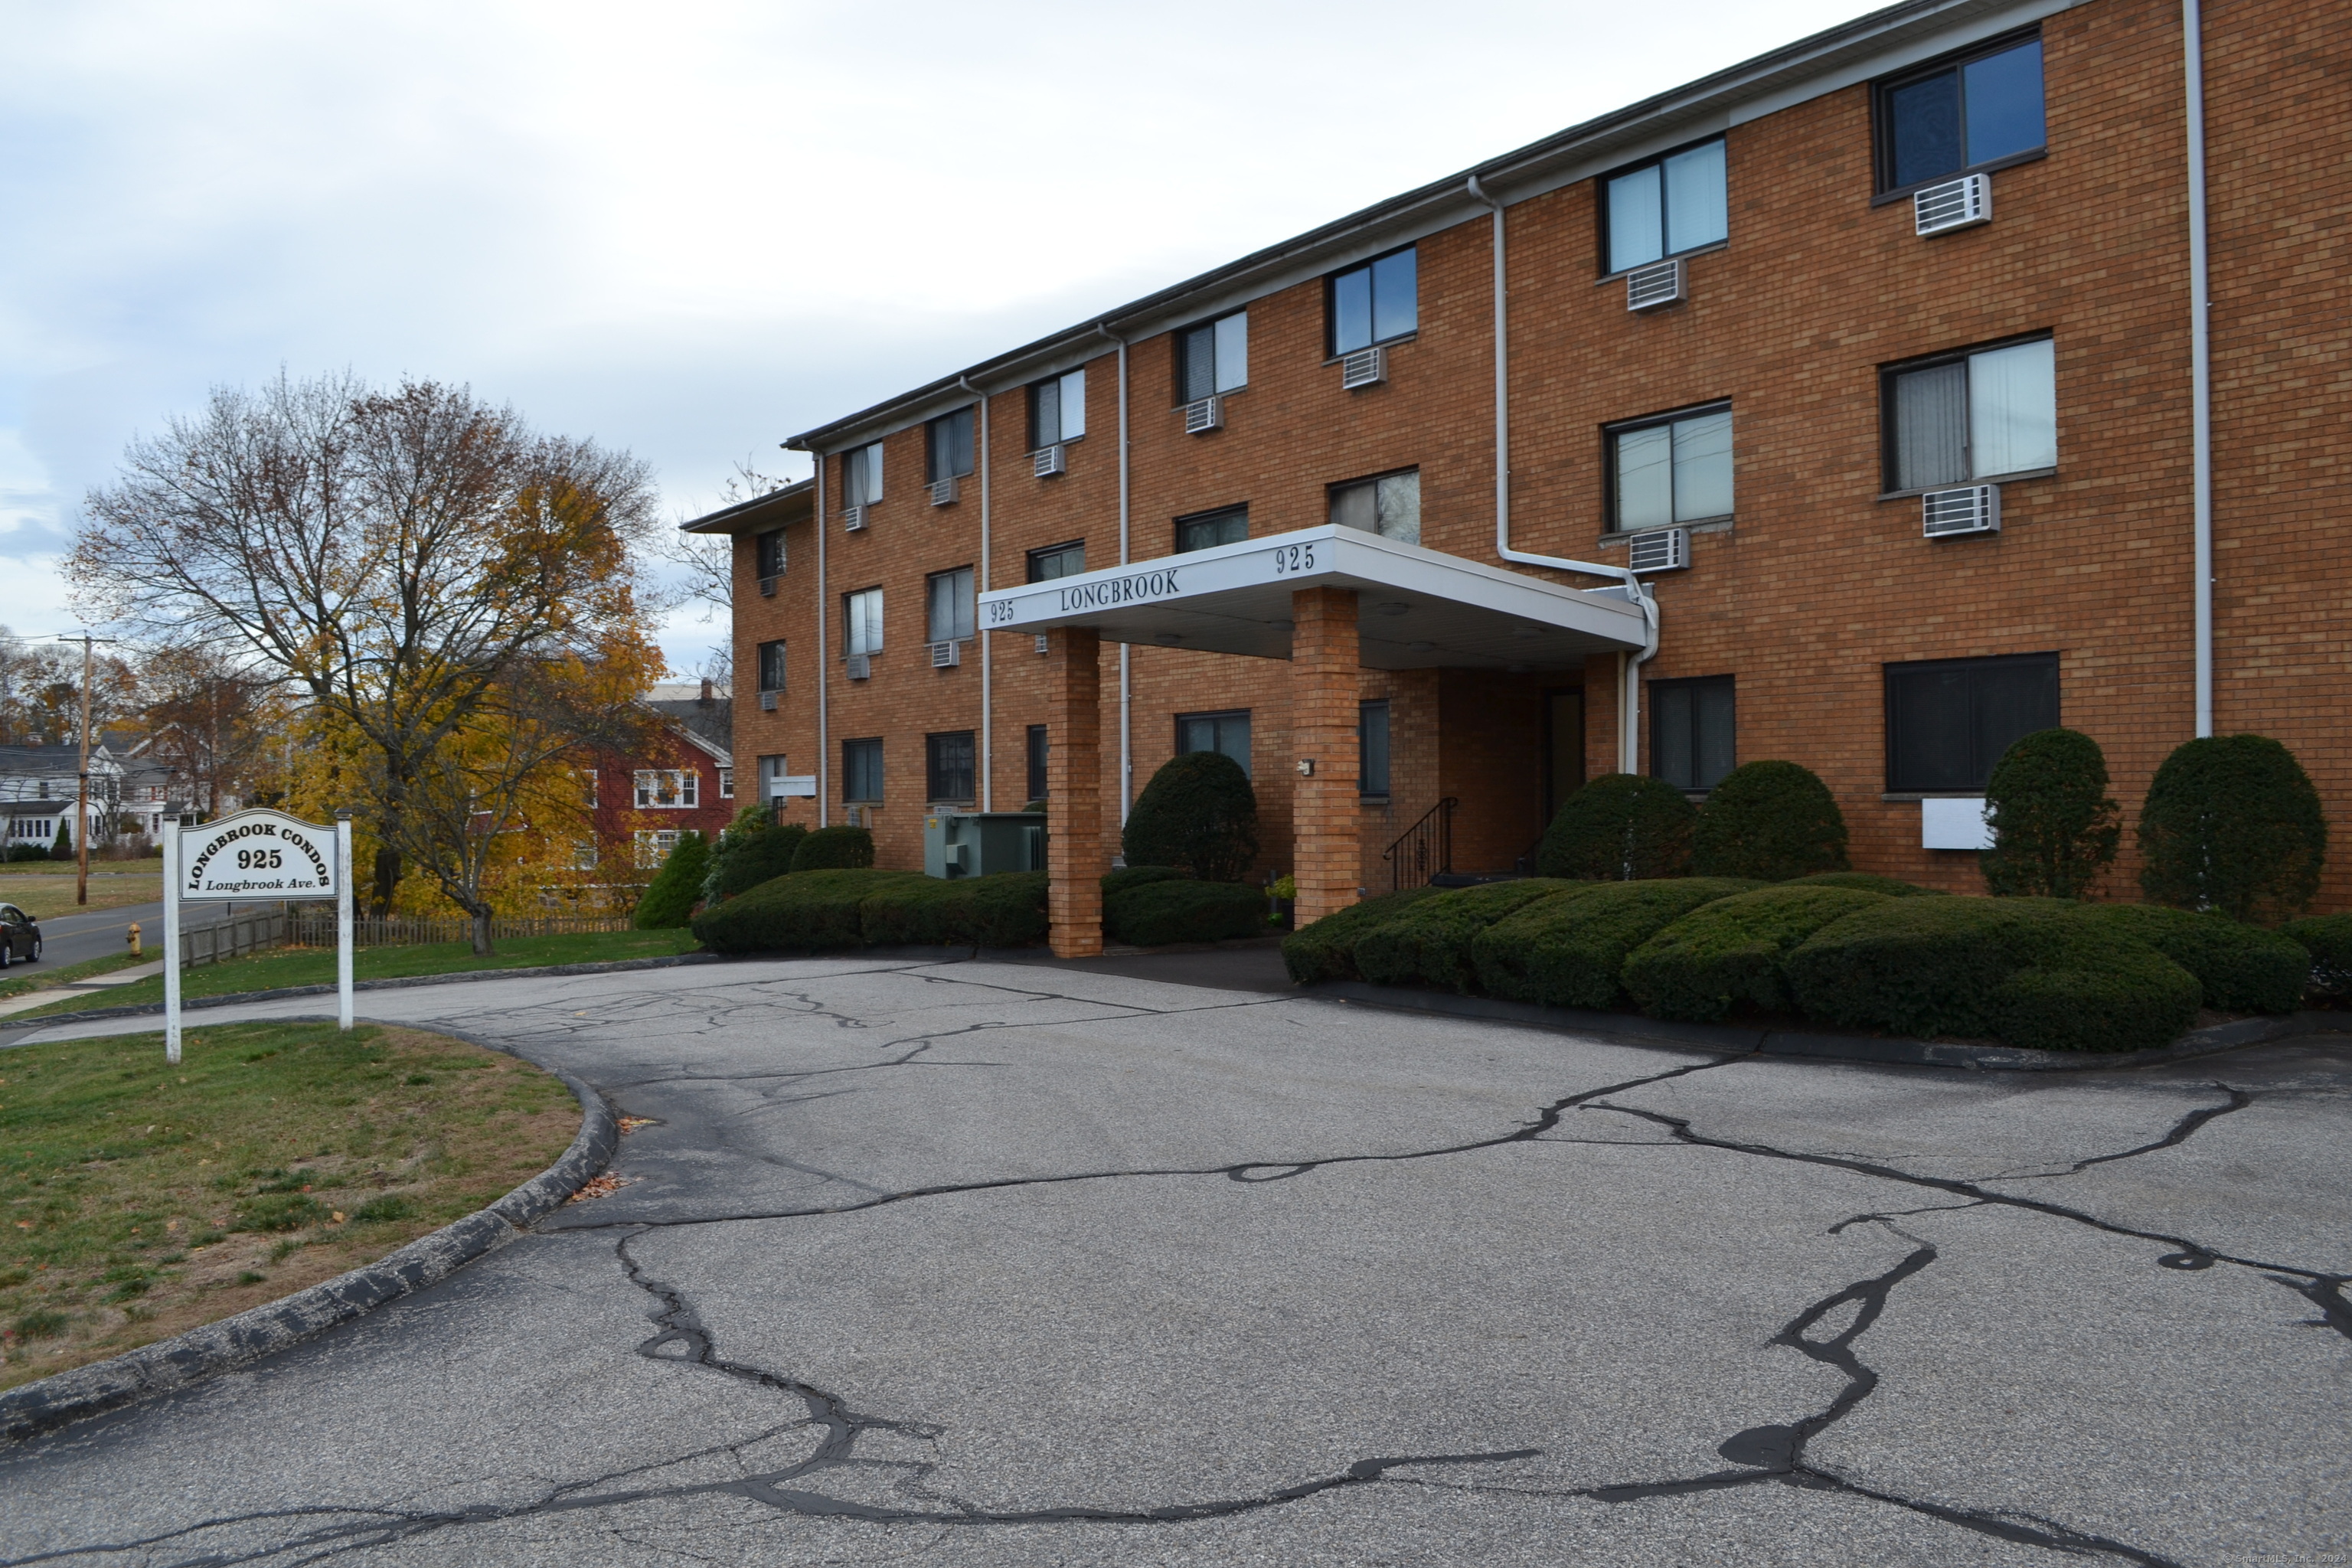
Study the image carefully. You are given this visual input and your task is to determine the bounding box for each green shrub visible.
[1690,761,1850,881]
[51,820,71,860]
[691,868,919,952]
[632,831,711,929]
[703,808,808,903]
[860,871,1050,949]
[1790,872,1944,898]
[1280,886,1446,983]
[2281,914,2352,1001]
[1354,880,1585,992]
[1475,878,1759,1009]
[2068,903,2308,1014]
[1624,885,1891,1021]
[791,825,876,873]
[1102,865,1191,899]
[1785,896,2200,1050]
[1122,752,1259,883]
[2139,733,2328,923]
[1979,728,2121,899]
[1535,774,1697,880]
[1104,880,1266,946]
[234,1194,328,1233]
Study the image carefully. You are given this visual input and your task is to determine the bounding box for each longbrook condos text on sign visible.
[182,810,340,899]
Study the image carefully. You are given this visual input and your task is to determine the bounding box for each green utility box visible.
[923,812,1046,879]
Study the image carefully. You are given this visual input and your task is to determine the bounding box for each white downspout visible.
[812,446,829,826]
[1468,174,1657,774]
[959,377,993,808]
[2184,0,2213,737]
[1097,324,1133,823]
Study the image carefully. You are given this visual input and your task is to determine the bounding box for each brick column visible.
[1291,586,1361,926]
[1047,626,1103,957]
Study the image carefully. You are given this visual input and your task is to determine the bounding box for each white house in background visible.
[0,743,174,848]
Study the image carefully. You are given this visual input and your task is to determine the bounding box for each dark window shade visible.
[1651,676,1736,791]
[926,731,975,802]
[1027,541,1085,582]
[842,738,884,802]
[1880,35,2044,191]
[756,640,787,694]
[1177,710,1251,773]
[1181,322,1217,403]
[926,408,975,482]
[1329,247,1417,354]
[1359,701,1391,796]
[1175,506,1248,554]
[1884,653,2059,792]
[754,529,786,578]
[1026,724,1048,802]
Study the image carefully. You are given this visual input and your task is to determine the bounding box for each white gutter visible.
[959,377,994,808]
[2184,0,2213,737]
[1097,324,1134,823]
[1468,175,1658,774]
[812,447,829,826]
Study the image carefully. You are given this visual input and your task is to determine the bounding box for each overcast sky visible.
[2,0,1870,676]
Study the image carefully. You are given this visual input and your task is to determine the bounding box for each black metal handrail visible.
[1382,797,1458,890]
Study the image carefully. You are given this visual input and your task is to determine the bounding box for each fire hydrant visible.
[127,923,142,959]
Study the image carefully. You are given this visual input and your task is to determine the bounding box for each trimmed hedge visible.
[1624,885,1890,1022]
[1353,880,1584,993]
[1102,865,1191,899]
[1984,929,2203,1054]
[791,825,876,873]
[691,868,920,952]
[1980,728,2120,899]
[2069,903,2308,1014]
[2282,913,2352,1001]
[1536,774,1697,880]
[632,831,711,929]
[1105,879,1266,946]
[860,871,1050,948]
[1690,761,1850,881]
[2139,733,2328,923]
[704,809,808,903]
[1474,878,1762,1010]
[1122,751,1259,883]
[1279,886,1445,984]
[1790,872,1944,898]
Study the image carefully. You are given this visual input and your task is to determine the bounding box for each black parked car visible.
[0,903,41,966]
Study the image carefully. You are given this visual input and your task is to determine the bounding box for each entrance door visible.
[1544,688,1584,827]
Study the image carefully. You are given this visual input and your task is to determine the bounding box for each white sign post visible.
[163,807,351,1066]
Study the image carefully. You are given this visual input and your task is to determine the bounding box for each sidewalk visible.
[0,959,167,1020]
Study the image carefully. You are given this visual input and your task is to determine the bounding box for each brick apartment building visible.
[691,0,2347,955]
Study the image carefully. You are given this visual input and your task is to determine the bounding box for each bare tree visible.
[646,458,789,649]
[136,643,283,817]
[70,371,664,913]
[0,630,139,748]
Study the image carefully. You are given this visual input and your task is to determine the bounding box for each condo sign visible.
[181,810,339,899]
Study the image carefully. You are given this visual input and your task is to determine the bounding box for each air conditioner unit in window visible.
[929,476,959,507]
[756,575,778,597]
[1340,346,1387,390]
[758,690,779,711]
[1626,258,1685,312]
[929,640,962,668]
[1183,395,1222,435]
[1032,444,1066,478]
[1625,527,1690,573]
[1915,173,1991,237]
[1922,484,2001,537]
[846,652,873,681]
[841,504,867,531]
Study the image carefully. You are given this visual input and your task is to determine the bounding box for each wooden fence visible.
[286,912,635,949]
[180,910,288,969]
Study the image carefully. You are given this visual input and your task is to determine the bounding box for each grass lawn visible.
[0,865,164,920]
[11,929,705,1021]
[0,950,152,1003]
[0,1020,580,1391]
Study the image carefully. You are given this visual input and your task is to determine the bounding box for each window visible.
[755,528,786,579]
[926,730,976,802]
[1877,34,2046,193]
[1026,724,1049,802]
[1650,676,1735,792]
[756,639,788,694]
[1329,247,1416,355]
[1175,505,1248,554]
[1610,405,1733,531]
[1884,652,2058,793]
[926,567,975,644]
[1177,710,1251,773]
[634,769,699,808]
[569,838,599,871]
[633,828,681,869]
[926,407,975,483]
[1177,312,1249,402]
[842,738,884,803]
[843,588,884,657]
[1027,541,1085,582]
[1359,700,1391,797]
[1029,368,1087,449]
[1884,337,2056,491]
[842,442,884,506]
[718,767,733,800]
[1603,137,1728,274]
[1329,470,1421,546]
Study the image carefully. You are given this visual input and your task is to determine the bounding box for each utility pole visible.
[59,633,119,907]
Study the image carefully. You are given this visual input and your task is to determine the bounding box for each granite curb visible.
[1310,980,2352,1071]
[0,1022,619,1444]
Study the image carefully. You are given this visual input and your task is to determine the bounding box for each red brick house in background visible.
[580,680,734,876]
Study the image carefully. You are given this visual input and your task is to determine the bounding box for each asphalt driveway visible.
[2,959,2344,1566]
